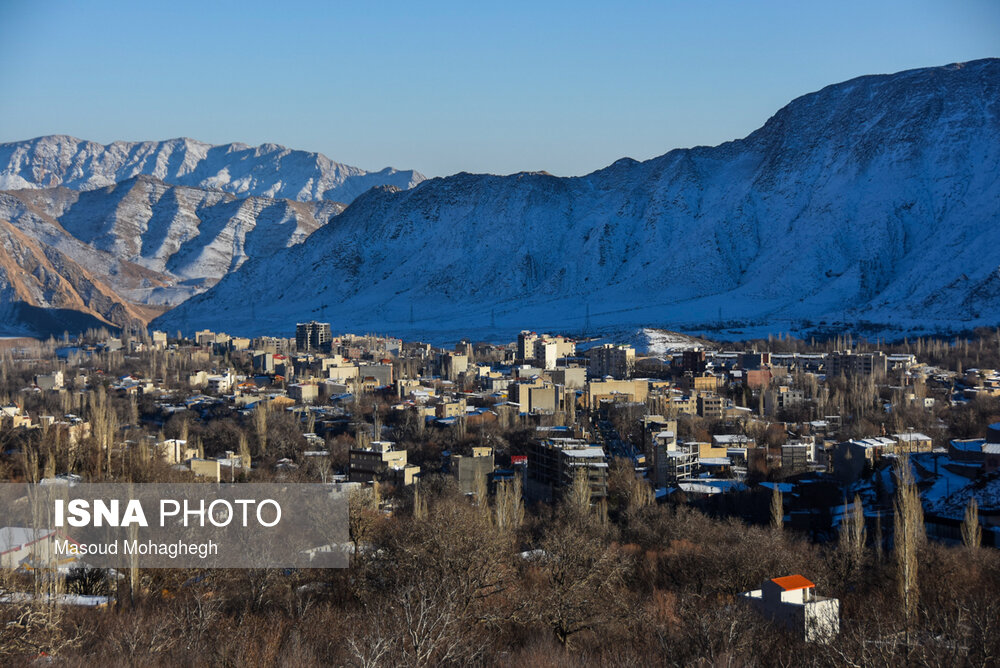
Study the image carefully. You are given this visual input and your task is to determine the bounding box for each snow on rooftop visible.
[894,432,932,442]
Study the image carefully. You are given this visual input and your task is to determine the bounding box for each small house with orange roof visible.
[742,574,839,642]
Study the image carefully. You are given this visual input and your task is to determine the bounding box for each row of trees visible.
[1,454,998,665]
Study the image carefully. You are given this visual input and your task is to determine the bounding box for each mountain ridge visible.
[0,177,346,310]
[153,58,1000,340]
[0,135,425,204]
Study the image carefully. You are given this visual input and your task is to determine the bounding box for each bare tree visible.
[529,518,631,648]
[962,497,981,551]
[566,466,592,518]
[413,482,428,521]
[253,402,268,457]
[493,477,523,532]
[238,432,252,471]
[842,493,866,561]
[770,484,784,531]
[472,469,490,524]
[894,455,924,641]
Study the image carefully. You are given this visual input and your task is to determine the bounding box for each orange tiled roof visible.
[770,574,815,591]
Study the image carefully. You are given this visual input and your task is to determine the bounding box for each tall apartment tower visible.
[517,331,538,363]
[296,321,332,352]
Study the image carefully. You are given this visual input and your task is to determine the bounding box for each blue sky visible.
[1,1,997,177]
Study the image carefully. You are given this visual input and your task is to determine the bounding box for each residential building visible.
[296,321,332,352]
[826,350,887,377]
[288,383,319,404]
[742,575,839,642]
[517,331,538,363]
[253,352,275,374]
[524,438,608,503]
[892,432,933,454]
[764,386,805,416]
[649,429,696,488]
[782,444,809,474]
[206,373,235,394]
[691,374,719,392]
[831,437,895,482]
[151,330,168,348]
[535,340,559,370]
[682,349,707,375]
[349,441,419,485]
[188,458,222,481]
[585,379,648,408]
[586,344,635,379]
[359,364,393,387]
[34,371,64,391]
[534,336,575,370]
[450,446,495,494]
[440,353,468,382]
[696,393,725,419]
[551,367,587,389]
[155,439,198,465]
[195,329,216,346]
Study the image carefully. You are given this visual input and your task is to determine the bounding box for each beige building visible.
[517,331,538,363]
[151,330,168,348]
[826,350,887,377]
[550,367,587,389]
[586,344,635,379]
[534,336,575,369]
[289,383,319,404]
[349,441,419,485]
[435,398,467,418]
[892,432,933,453]
[696,393,725,419]
[691,374,719,392]
[188,370,208,388]
[510,381,570,414]
[155,439,198,465]
[34,371,64,391]
[585,379,648,408]
[188,458,222,481]
[441,353,468,382]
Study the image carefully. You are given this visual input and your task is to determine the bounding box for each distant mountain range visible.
[154,59,1000,341]
[0,136,425,203]
[0,138,424,336]
[2,60,998,341]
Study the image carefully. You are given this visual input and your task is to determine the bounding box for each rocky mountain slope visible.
[0,136,425,203]
[0,136,428,336]
[0,177,344,307]
[0,218,158,336]
[155,59,1000,341]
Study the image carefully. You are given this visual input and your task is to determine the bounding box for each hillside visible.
[155,60,1000,340]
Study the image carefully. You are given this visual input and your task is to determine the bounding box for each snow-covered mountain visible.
[0,136,425,204]
[0,177,345,308]
[0,217,158,337]
[155,59,1000,341]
